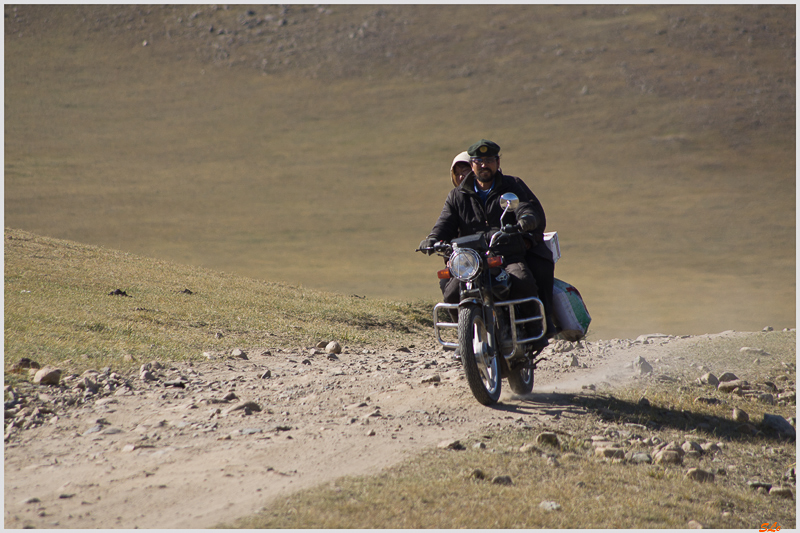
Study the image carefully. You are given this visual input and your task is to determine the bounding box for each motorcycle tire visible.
[506,363,534,395]
[459,305,501,405]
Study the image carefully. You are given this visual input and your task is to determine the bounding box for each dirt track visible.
[5,332,708,529]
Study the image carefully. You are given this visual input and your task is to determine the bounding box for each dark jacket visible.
[427,171,550,261]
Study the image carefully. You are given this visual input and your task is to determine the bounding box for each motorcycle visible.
[417,193,548,406]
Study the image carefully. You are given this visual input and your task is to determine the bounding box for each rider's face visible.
[453,162,471,185]
[471,156,499,183]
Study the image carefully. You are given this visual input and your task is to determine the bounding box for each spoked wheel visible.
[507,361,534,395]
[459,305,501,405]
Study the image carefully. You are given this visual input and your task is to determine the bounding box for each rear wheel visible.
[507,362,534,394]
[459,305,501,405]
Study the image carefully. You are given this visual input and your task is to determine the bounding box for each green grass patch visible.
[5,228,433,376]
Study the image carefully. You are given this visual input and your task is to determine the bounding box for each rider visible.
[420,139,548,348]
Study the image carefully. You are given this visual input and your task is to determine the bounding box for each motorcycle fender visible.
[458,298,482,307]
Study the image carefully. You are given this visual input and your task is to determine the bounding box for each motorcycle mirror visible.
[499,193,519,211]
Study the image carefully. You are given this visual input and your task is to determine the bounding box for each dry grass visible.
[4,4,795,339]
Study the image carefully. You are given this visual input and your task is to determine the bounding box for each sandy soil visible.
[3,330,720,529]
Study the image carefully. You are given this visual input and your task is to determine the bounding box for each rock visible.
[700,442,720,454]
[315,341,327,349]
[629,452,652,464]
[718,372,739,382]
[595,447,624,459]
[437,439,464,450]
[748,481,772,491]
[757,393,775,404]
[470,468,486,479]
[687,520,704,529]
[682,441,703,454]
[633,356,653,374]
[718,380,746,393]
[564,354,580,367]
[732,408,749,423]
[260,369,271,379]
[82,424,104,436]
[140,370,156,382]
[740,347,770,357]
[549,340,574,353]
[778,391,796,403]
[654,450,683,465]
[694,397,721,405]
[539,500,561,511]
[685,468,715,482]
[769,486,794,499]
[10,358,40,373]
[231,348,248,359]
[473,441,486,450]
[223,401,262,416]
[33,367,62,385]
[536,432,560,447]
[81,376,99,393]
[699,372,719,386]
[366,429,376,437]
[761,414,796,440]
[325,341,342,354]
[492,475,513,486]
[519,443,543,454]
[421,374,441,384]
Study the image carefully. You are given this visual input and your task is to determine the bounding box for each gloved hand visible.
[502,224,520,233]
[419,237,437,254]
[517,214,538,233]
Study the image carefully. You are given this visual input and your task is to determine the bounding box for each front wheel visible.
[507,362,534,395]
[459,305,501,405]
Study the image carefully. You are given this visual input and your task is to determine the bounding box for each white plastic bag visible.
[552,278,591,341]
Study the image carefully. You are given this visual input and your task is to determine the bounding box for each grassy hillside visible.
[4,228,429,374]
[4,5,795,339]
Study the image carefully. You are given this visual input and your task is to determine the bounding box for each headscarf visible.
[450,151,471,187]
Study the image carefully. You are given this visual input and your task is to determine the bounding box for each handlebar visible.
[415,241,452,255]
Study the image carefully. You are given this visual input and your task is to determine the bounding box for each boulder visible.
[33,367,62,386]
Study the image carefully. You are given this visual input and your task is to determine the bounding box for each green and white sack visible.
[552,278,591,341]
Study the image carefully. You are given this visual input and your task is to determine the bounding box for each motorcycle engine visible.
[491,267,511,299]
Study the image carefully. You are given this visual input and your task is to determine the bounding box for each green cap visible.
[467,139,501,158]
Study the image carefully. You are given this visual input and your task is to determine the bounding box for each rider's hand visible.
[419,237,437,254]
[517,215,537,233]
[502,224,519,233]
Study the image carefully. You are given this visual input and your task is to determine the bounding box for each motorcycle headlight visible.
[448,248,482,282]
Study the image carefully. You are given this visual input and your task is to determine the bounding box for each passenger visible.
[450,151,472,187]
[420,139,547,349]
